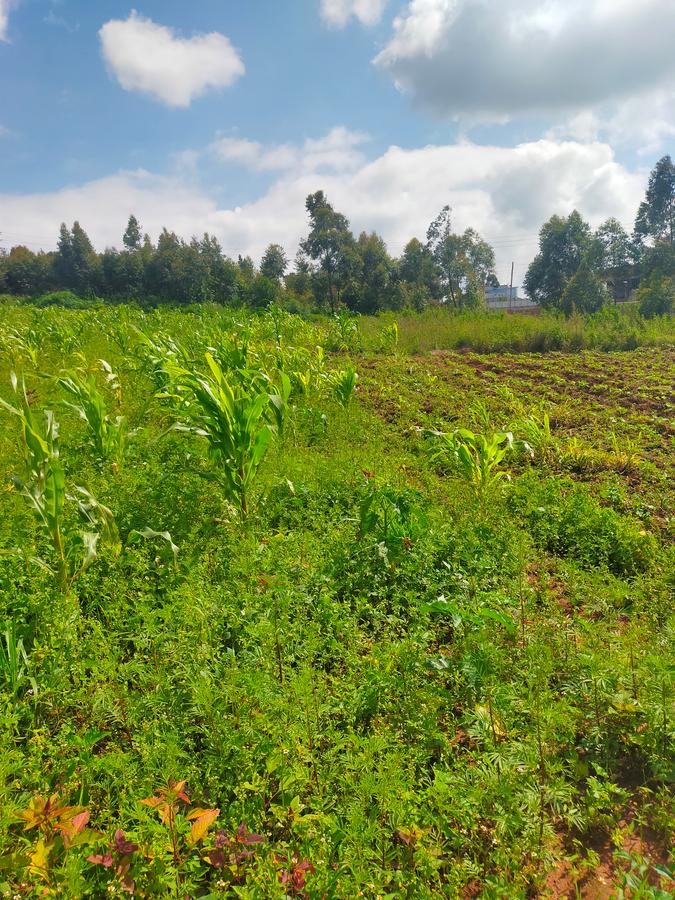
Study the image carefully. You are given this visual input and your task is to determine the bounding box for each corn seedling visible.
[57,369,127,463]
[165,352,276,518]
[1,378,121,590]
[378,321,399,354]
[331,365,358,410]
[0,623,37,699]
[427,427,520,498]
[609,429,644,472]
[514,410,556,463]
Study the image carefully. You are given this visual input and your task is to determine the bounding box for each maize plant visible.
[513,410,556,463]
[428,427,521,499]
[0,378,121,590]
[164,353,277,518]
[331,365,358,410]
[0,623,38,699]
[57,369,126,463]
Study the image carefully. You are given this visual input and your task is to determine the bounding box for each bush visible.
[560,263,609,316]
[31,290,101,310]
[637,275,675,319]
[510,475,657,575]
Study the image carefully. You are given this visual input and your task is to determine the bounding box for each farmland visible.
[0,302,672,898]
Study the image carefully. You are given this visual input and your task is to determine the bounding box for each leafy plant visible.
[165,352,277,518]
[331,365,358,410]
[1,377,121,589]
[57,368,127,463]
[513,410,557,463]
[0,623,37,700]
[427,426,522,498]
[12,794,93,889]
[357,479,426,564]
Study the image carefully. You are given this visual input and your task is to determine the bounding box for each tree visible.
[248,274,279,310]
[300,190,358,313]
[560,260,608,316]
[636,274,675,318]
[123,214,142,251]
[343,231,396,313]
[285,250,313,298]
[237,255,256,279]
[260,244,288,282]
[462,228,496,287]
[426,207,496,307]
[634,155,675,246]
[54,221,97,294]
[2,246,54,295]
[595,218,632,270]
[524,210,593,308]
[399,238,441,305]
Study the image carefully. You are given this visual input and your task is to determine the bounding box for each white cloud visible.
[320,0,388,27]
[374,0,675,132]
[0,0,19,41]
[209,127,369,173]
[98,11,244,108]
[0,135,646,283]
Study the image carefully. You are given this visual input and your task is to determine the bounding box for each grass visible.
[0,304,672,898]
[359,304,675,354]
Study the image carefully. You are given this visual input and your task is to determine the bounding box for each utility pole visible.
[509,261,514,310]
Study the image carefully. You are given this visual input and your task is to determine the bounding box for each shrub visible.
[637,275,675,319]
[510,475,657,575]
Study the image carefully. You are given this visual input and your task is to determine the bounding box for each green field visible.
[0,304,672,898]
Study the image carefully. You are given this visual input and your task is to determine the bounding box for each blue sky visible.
[2,1,674,282]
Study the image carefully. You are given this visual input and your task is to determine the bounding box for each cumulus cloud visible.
[99,11,244,108]
[320,0,388,27]
[374,0,675,126]
[0,0,19,41]
[209,127,369,173]
[0,135,645,282]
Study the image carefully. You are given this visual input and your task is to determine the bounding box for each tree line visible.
[1,156,674,317]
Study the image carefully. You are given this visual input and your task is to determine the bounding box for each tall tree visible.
[260,243,288,282]
[54,221,96,294]
[634,155,675,246]
[300,190,358,313]
[524,210,593,308]
[346,231,395,313]
[595,218,632,270]
[123,214,142,251]
[399,237,441,304]
[560,260,608,316]
[425,207,496,307]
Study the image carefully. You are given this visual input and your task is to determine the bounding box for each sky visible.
[1,0,674,284]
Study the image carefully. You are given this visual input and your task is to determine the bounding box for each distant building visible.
[485,285,538,310]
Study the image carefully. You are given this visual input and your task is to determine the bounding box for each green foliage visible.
[561,261,609,316]
[0,304,671,899]
[428,426,522,497]
[510,475,657,575]
[330,364,358,409]
[165,352,277,517]
[57,367,127,463]
[637,274,675,318]
[524,210,595,308]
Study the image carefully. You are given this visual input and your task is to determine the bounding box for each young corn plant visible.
[513,410,556,464]
[164,353,277,519]
[427,427,520,499]
[0,623,37,700]
[57,369,126,464]
[331,365,358,410]
[0,378,121,591]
